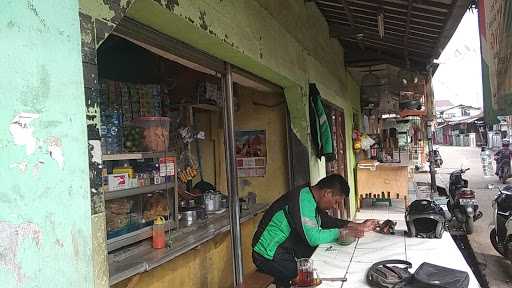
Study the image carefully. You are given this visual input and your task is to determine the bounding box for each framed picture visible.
[235,130,267,177]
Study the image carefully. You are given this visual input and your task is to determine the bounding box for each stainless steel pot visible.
[180,210,197,226]
[204,192,222,212]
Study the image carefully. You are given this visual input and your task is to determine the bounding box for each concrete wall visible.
[0,1,94,287]
[121,0,360,213]
[77,0,361,287]
[194,86,288,204]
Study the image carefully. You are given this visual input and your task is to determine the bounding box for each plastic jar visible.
[133,117,170,152]
[152,216,166,249]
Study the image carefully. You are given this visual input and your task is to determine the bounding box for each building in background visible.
[434,103,483,146]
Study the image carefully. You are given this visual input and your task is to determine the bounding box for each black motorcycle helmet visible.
[405,200,446,239]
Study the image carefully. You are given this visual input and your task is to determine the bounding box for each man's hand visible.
[346,223,365,238]
[362,219,379,232]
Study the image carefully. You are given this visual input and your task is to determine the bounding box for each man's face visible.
[317,189,344,210]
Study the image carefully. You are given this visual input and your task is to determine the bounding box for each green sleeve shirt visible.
[300,187,339,246]
[253,187,339,260]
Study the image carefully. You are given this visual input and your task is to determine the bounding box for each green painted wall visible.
[122,0,360,215]
[0,1,94,288]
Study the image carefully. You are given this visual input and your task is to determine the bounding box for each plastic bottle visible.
[152,216,166,249]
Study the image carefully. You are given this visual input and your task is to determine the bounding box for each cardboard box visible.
[108,173,129,191]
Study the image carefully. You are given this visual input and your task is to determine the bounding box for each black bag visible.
[367,261,470,288]
[404,262,469,288]
[367,260,413,288]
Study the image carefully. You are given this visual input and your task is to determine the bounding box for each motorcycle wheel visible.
[490,228,506,257]
[465,216,474,234]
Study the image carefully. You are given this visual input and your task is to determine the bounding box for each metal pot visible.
[204,192,222,212]
[180,210,197,226]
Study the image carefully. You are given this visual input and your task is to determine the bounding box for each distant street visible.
[433,146,512,287]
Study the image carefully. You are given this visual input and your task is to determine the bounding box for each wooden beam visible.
[327,19,437,43]
[344,37,431,58]
[317,3,445,28]
[318,0,448,18]
[342,42,426,70]
[318,7,443,32]
[413,0,452,11]
[339,0,356,30]
[323,13,441,38]
[404,0,413,66]
[328,20,435,50]
[336,31,432,57]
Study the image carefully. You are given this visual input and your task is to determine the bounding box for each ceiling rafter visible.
[404,0,413,67]
[323,13,441,38]
[318,0,447,19]
[317,4,446,27]
[327,19,438,42]
[329,24,433,55]
[319,7,443,32]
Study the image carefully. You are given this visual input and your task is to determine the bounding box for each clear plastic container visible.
[133,117,170,152]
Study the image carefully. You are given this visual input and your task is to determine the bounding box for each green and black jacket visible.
[252,186,350,260]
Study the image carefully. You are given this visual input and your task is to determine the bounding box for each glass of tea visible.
[296,258,315,286]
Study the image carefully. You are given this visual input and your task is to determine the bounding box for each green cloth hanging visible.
[309,84,334,160]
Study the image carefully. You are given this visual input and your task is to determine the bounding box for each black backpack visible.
[367,260,470,288]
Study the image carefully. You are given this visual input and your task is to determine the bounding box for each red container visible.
[152,216,166,249]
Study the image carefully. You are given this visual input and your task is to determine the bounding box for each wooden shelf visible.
[102,152,176,161]
[104,183,174,201]
[107,220,176,252]
[174,103,220,111]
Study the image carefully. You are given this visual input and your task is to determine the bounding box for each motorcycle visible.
[447,168,482,234]
[490,185,512,260]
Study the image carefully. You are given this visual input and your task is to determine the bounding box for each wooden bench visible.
[236,271,274,288]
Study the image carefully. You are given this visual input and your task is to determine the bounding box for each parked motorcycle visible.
[447,168,482,234]
[490,185,512,260]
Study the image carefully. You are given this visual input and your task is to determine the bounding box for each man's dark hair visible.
[313,174,350,197]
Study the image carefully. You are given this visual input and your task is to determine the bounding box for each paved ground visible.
[423,146,512,287]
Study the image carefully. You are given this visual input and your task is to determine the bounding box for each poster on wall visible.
[236,129,267,177]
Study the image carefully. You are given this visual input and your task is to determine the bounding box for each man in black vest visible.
[252,174,377,287]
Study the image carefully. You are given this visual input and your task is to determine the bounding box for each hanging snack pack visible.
[133,117,170,152]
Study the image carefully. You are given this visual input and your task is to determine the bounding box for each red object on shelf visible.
[152,216,166,249]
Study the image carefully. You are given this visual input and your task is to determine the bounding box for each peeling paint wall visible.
[0,1,94,287]
[78,1,136,287]
[122,0,360,209]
